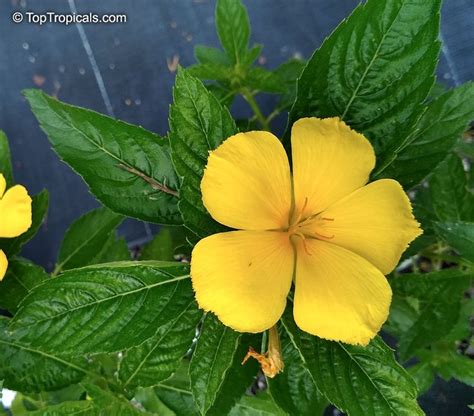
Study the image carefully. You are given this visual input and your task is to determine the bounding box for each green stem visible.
[266,109,281,123]
[261,330,268,354]
[241,89,270,131]
[51,264,62,277]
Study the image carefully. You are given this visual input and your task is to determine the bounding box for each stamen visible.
[314,231,335,240]
[296,232,311,255]
[292,197,308,226]
[289,207,336,243]
[290,232,311,255]
[301,197,308,214]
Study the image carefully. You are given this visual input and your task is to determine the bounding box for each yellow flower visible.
[0,173,32,280]
[190,117,422,346]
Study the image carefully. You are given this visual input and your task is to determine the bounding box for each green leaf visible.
[0,131,13,186]
[235,118,260,133]
[229,392,286,416]
[444,297,474,342]
[85,383,153,415]
[40,383,87,406]
[429,154,474,221]
[245,68,285,94]
[169,69,236,239]
[10,262,193,355]
[187,64,284,95]
[135,387,176,415]
[0,190,49,257]
[412,185,437,233]
[274,59,305,111]
[206,84,236,107]
[155,361,275,416]
[195,45,230,66]
[54,207,124,274]
[407,361,435,395]
[241,45,262,68]
[428,81,448,100]
[189,314,259,416]
[140,227,189,261]
[400,184,437,259]
[414,347,474,388]
[389,270,471,360]
[0,258,48,313]
[188,63,279,97]
[383,288,420,339]
[433,221,474,263]
[187,63,233,83]
[118,296,201,392]
[216,0,250,65]
[0,317,88,393]
[140,229,174,261]
[436,351,474,387]
[93,233,130,264]
[287,0,440,159]
[376,83,474,188]
[10,392,42,414]
[24,401,94,416]
[280,305,423,416]
[24,89,181,225]
[268,326,328,416]
[155,365,200,416]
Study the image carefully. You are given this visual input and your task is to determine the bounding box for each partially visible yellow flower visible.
[190,117,422,346]
[0,173,32,280]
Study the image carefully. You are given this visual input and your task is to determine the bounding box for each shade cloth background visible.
[0,1,472,413]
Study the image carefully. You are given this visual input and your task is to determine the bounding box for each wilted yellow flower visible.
[0,173,32,280]
[242,325,284,378]
[191,117,421,346]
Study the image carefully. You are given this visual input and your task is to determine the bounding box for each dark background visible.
[0,0,472,414]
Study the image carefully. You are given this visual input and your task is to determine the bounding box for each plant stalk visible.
[241,89,270,131]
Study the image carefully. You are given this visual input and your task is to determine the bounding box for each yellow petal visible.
[293,239,391,345]
[191,231,294,332]
[311,179,422,274]
[0,185,33,238]
[292,117,375,219]
[201,131,292,230]
[0,250,7,281]
[0,174,6,198]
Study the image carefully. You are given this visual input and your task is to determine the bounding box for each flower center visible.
[287,198,335,252]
